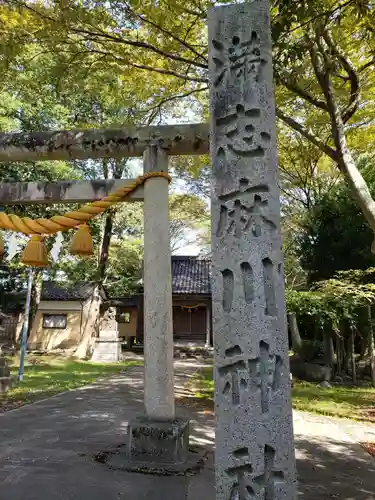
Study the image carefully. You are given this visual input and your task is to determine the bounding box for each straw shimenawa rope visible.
[0,171,171,235]
[0,171,171,266]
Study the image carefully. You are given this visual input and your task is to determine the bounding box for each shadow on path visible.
[0,362,373,499]
[295,435,375,500]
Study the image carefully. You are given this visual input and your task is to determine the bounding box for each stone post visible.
[209,2,297,500]
[143,146,175,420]
[117,146,190,472]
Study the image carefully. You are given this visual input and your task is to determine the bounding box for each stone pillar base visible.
[128,417,189,463]
[91,340,121,362]
[91,330,121,362]
[107,417,198,474]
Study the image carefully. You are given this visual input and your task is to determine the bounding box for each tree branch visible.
[145,86,209,124]
[74,26,208,69]
[123,2,208,64]
[276,108,338,161]
[322,29,360,123]
[286,0,355,34]
[278,76,328,111]
[89,49,207,83]
[312,30,375,235]
[9,0,208,70]
[359,56,375,72]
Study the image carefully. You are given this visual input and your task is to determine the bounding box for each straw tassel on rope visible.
[21,235,49,267]
[70,224,94,257]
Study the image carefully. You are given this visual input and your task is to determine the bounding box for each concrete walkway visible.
[0,360,374,500]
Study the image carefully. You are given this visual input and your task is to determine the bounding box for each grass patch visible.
[1,354,141,412]
[189,366,375,422]
[292,381,375,421]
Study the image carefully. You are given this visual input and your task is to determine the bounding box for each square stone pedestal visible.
[128,417,189,464]
[91,330,121,362]
[107,417,196,474]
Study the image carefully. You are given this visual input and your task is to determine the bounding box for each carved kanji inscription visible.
[226,444,285,500]
[216,180,276,239]
[241,262,254,304]
[221,260,254,312]
[226,447,255,500]
[262,258,277,316]
[219,345,248,405]
[212,31,267,89]
[222,268,234,313]
[219,341,282,411]
[253,445,285,500]
[215,104,271,164]
[210,4,297,498]
[248,340,282,414]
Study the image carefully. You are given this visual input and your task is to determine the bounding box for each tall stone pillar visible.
[208,2,297,500]
[143,145,175,420]
[112,146,190,471]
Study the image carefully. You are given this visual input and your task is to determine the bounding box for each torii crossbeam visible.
[0,123,209,204]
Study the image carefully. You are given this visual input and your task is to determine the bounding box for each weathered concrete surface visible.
[117,416,190,469]
[0,179,144,205]
[91,335,121,363]
[0,361,374,500]
[143,146,175,420]
[0,123,209,162]
[209,2,296,499]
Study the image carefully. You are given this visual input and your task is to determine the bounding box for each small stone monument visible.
[0,356,15,393]
[91,307,121,362]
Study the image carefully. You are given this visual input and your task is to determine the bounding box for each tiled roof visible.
[171,256,211,295]
[41,256,212,300]
[41,282,96,301]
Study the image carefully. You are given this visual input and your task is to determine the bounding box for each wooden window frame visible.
[42,313,67,329]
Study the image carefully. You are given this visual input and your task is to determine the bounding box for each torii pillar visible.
[143,145,175,420]
[122,145,190,471]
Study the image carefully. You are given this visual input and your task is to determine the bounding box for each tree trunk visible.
[73,159,127,359]
[73,208,114,359]
[313,33,375,245]
[74,286,101,359]
[28,270,42,338]
[97,211,114,285]
[323,329,335,366]
[337,151,375,246]
[350,325,357,384]
[96,158,127,285]
[287,312,303,353]
[336,334,342,375]
[341,337,346,374]
[358,330,368,361]
[368,305,375,387]
[344,334,351,373]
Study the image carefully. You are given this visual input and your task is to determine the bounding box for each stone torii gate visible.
[0,2,297,499]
